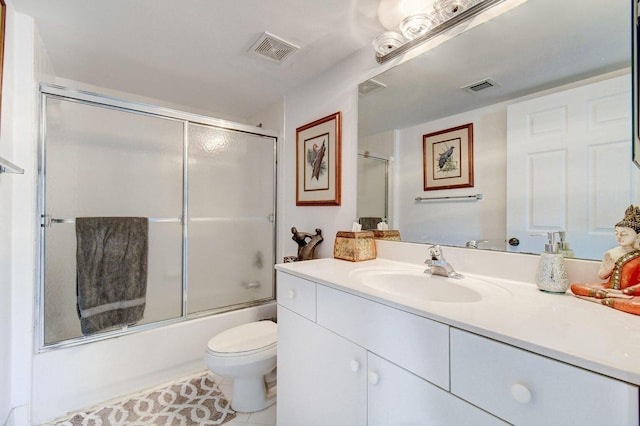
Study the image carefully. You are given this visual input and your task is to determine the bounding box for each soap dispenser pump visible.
[535,232,570,293]
[557,231,575,258]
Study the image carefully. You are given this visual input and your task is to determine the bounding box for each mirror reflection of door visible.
[506,74,639,259]
[357,153,389,227]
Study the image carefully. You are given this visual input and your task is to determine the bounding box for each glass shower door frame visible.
[36,84,278,352]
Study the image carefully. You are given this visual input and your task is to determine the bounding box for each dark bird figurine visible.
[438,146,455,170]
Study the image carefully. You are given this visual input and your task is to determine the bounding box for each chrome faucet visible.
[465,239,488,249]
[424,245,463,279]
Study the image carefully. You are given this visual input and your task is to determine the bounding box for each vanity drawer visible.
[276,272,316,321]
[316,284,450,389]
[450,329,639,426]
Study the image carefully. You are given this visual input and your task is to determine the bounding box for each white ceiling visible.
[11,0,632,128]
[11,0,384,120]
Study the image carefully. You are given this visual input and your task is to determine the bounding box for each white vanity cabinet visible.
[315,284,450,389]
[276,255,640,425]
[276,271,317,321]
[277,271,506,425]
[277,305,367,426]
[450,329,639,426]
[367,352,506,426]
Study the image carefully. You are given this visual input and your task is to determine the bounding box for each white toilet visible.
[205,320,277,412]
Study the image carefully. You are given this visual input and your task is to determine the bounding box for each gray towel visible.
[359,217,382,230]
[76,217,148,335]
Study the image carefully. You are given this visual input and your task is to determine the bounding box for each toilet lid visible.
[207,321,277,354]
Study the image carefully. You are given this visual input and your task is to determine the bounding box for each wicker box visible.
[333,231,377,262]
[372,230,401,241]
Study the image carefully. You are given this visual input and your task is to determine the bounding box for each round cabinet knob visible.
[350,360,360,372]
[510,383,532,404]
[368,371,380,385]
[288,289,296,299]
[508,237,520,247]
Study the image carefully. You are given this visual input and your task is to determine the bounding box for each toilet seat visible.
[206,321,277,357]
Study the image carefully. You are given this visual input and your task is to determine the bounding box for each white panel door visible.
[506,74,638,259]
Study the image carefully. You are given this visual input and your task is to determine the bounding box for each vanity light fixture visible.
[373,0,509,63]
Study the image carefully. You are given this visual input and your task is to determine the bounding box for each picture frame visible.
[296,112,342,206]
[423,123,474,191]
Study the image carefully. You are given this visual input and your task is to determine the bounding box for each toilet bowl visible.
[205,320,277,412]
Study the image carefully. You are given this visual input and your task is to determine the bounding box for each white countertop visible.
[276,257,640,386]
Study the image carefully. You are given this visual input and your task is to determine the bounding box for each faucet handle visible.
[427,244,443,259]
[465,240,488,249]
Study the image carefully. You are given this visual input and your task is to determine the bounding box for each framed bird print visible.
[296,112,342,206]
[423,123,474,191]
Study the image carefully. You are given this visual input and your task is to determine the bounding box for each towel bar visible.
[42,216,181,227]
[415,194,483,202]
[41,216,272,227]
[0,155,24,174]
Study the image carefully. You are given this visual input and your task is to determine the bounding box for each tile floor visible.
[214,374,277,426]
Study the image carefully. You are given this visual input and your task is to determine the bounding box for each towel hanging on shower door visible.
[358,217,383,231]
[75,217,149,335]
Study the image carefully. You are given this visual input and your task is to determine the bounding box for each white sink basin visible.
[348,266,510,303]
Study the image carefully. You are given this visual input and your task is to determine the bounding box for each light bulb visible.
[433,0,474,20]
[378,0,436,30]
[372,31,406,55]
[400,13,439,40]
[402,0,435,15]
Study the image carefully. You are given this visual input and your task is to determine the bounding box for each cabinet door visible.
[317,284,450,389]
[277,305,367,426]
[368,353,507,426]
[451,329,639,426]
[276,271,316,321]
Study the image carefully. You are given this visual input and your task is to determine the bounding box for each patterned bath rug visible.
[51,371,236,426]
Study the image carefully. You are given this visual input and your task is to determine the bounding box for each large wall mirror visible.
[358,0,636,261]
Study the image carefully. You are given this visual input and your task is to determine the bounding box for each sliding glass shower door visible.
[187,124,275,314]
[39,87,276,348]
[42,97,185,345]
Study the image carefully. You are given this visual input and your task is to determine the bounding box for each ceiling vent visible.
[358,79,387,95]
[249,32,299,63]
[462,78,500,94]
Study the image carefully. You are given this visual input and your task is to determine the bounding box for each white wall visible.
[396,102,508,249]
[282,81,358,259]
[248,98,284,133]
[359,130,395,158]
[0,3,20,423]
[280,47,397,260]
[4,5,38,425]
